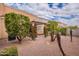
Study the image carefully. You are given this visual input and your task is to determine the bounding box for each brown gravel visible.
[0,35,79,56]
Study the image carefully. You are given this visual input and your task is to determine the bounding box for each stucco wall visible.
[0,4,47,39]
[67,29,79,37]
[4,5,38,21]
[0,4,6,39]
[0,4,37,39]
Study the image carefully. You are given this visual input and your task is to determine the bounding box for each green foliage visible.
[5,13,30,40]
[47,20,59,41]
[68,26,78,30]
[5,13,18,36]
[48,20,67,34]
[48,20,58,33]
[0,46,18,56]
[59,27,67,35]
[47,20,66,55]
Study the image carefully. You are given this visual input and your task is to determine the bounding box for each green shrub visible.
[48,20,58,32]
[5,13,30,42]
[47,20,58,41]
[0,46,18,56]
[59,27,67,35]
[68,26,78,30]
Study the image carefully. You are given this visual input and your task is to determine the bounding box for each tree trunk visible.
[56,33,66,56]
[44,25,48,37]
[17,36,22,44]
[70,29,72,42]
[50,31,54,42]
[34,23,37,38]
[30,23,37,40]
[70,35,72,42]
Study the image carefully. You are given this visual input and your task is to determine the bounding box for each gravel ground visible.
[0,35,79,56]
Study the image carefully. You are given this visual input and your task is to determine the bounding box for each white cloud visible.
[5,3,79,26]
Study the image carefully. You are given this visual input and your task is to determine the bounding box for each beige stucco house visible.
[1,3,78,39]
[0,3,48,39]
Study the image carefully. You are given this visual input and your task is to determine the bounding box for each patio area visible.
[0,35,79,56]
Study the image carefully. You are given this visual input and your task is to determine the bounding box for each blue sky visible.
[5,3,79,26]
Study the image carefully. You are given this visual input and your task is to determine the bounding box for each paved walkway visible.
[17,35,79,56]
[0,35,79,56]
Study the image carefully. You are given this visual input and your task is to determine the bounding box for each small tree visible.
[48,20,58,42]
[59,27,67,36]
[68,26,78,42]
[5,13,30,43]
[47,20,66,56]
[55,27,66,56]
